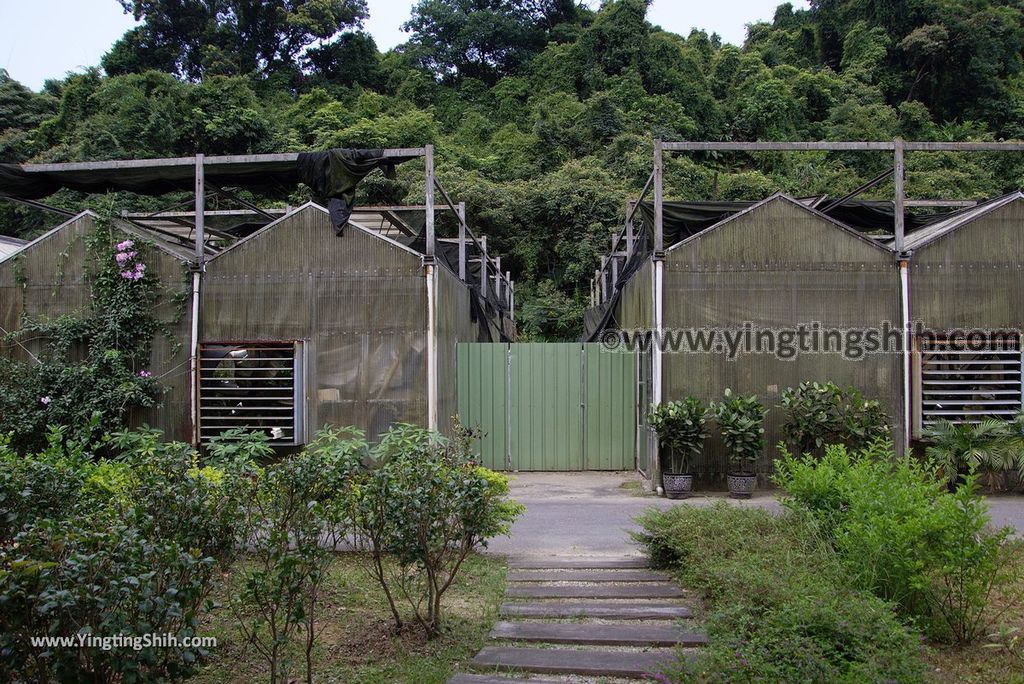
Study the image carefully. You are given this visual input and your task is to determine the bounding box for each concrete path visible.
[483,472,782,559]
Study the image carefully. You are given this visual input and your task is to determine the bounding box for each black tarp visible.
[0,149,419,232]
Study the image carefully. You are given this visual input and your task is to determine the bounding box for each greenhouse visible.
[0,147,514,446]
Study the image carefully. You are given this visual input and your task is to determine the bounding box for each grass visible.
[192,552,506,684]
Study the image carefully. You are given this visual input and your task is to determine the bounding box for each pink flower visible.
[40,396,51,406]
[116,239,134,251]
[115,250,137,265]
[121,270,135,280]
[134,263,146,276]
[138,370,152,378]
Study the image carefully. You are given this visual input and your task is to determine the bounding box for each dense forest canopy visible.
[2,0,1024,340]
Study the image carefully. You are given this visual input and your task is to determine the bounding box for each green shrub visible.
[923,418,1024,491]
[0,427,259,683]
[634,503,925,683]
[350,423,524,638]
[781,380,890,453]
[710,389,766,474]
[648,398,706,473]
[775,443,1021,643]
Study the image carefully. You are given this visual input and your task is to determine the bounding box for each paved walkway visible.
[483,472,782,559]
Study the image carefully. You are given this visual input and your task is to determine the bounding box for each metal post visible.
[654,140,664,254]
[190,154,205,446]
[900,259,911,455]
[426,262,438,431]
[480,236,488,292]
[600,257,608,301]
[425,144,436,257]
[506,270,513,311]
[652,257,664,491]
[457,201,466,281]
[495,256,503,300]
[594,270,601,303]
[894,138,905,253]
[625,201,635,255]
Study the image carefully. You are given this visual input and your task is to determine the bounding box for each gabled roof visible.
[899,191,1024,251]
[206,202,422,264]
[0,210,193,267]
[665,192,895,255]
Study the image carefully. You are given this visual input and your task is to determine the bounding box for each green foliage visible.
[774,443,1022,644]
[923,417,1024,491]
[634,503,926,683]
[710,388,766,474]
[780,380,891,454]
[648,398,706,474]
[349,423,524,638]
[0,428,257,683]
[0,220,183,451]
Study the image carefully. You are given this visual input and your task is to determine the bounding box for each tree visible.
[105,0,369,80]
[402,0,579,83]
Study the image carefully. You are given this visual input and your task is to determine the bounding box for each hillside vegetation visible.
[2,0,1024,339]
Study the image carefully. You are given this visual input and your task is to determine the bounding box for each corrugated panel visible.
[583,345,635,470]
[202,205,427,441]
[436,265,478,436]
[663,198,903,480]
[510,343,583,471]
[457,342,509,470]
[615,258,653,329]
[910,197,1024,331]
[0,214,194,441]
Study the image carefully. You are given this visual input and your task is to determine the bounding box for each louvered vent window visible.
[199,341,305,446]
[914,335,1022,436]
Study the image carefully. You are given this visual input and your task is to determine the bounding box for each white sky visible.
[0,0,809,91]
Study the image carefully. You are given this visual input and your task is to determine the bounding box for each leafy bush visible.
[775,443,1022,644]
[710,389,766,474]
[781,380,890,453]
[350,423,524,638]
[923,418,1024,491]
[648,398,706,474]
[0,427,258,683]
[634,503,925,683]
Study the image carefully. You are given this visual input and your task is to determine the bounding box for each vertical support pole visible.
[457,201,466,281]
[506,270,512,311]
[495,256,503,300]
[894,137,905,253]
[651,139,665,491]
[600,257,608,301]
[480,236,488,293]
[594,270,601,303]
[625,201,635,255]
[190,154,205,446]
[426,261,438,432]
[654,140,664,253]
[510,280,515,321]
[425,144,436,257]
[900,259,911,456]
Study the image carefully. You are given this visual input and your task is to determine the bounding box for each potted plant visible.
[710,389,766,499]
[649,398,706,499]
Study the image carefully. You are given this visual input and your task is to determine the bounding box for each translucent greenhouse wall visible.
[201,204,429,441]
[0,213,194,441]
[909,197,1024,331]
[660,197,904,482]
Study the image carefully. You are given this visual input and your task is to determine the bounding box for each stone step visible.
[490,620,707,647]
[501,601,692,620]
[449,674,564,684]
[471,646,681,679]
[508,557,649,570]
[507,569,669,583]
[506,583,685,600]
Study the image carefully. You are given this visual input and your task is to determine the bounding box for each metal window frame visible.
[198,340,307,446]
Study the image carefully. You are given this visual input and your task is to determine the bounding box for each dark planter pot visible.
[662,473,693,499]
[727,473,756,499]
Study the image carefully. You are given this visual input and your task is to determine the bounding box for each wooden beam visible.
[653,140,664,253]
[424,145,435,257]
[194,154,205,263]
[457,202,467,281]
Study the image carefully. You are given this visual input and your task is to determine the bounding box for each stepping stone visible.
[509,557,648,570]
[506,583,684,599]
[501,601,692,619]
[471,646,682,678]
[507,569,669,583]
[449,675,564,684]
[489,621,708,647]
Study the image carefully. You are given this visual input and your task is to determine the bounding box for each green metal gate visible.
[457,343,636,471]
